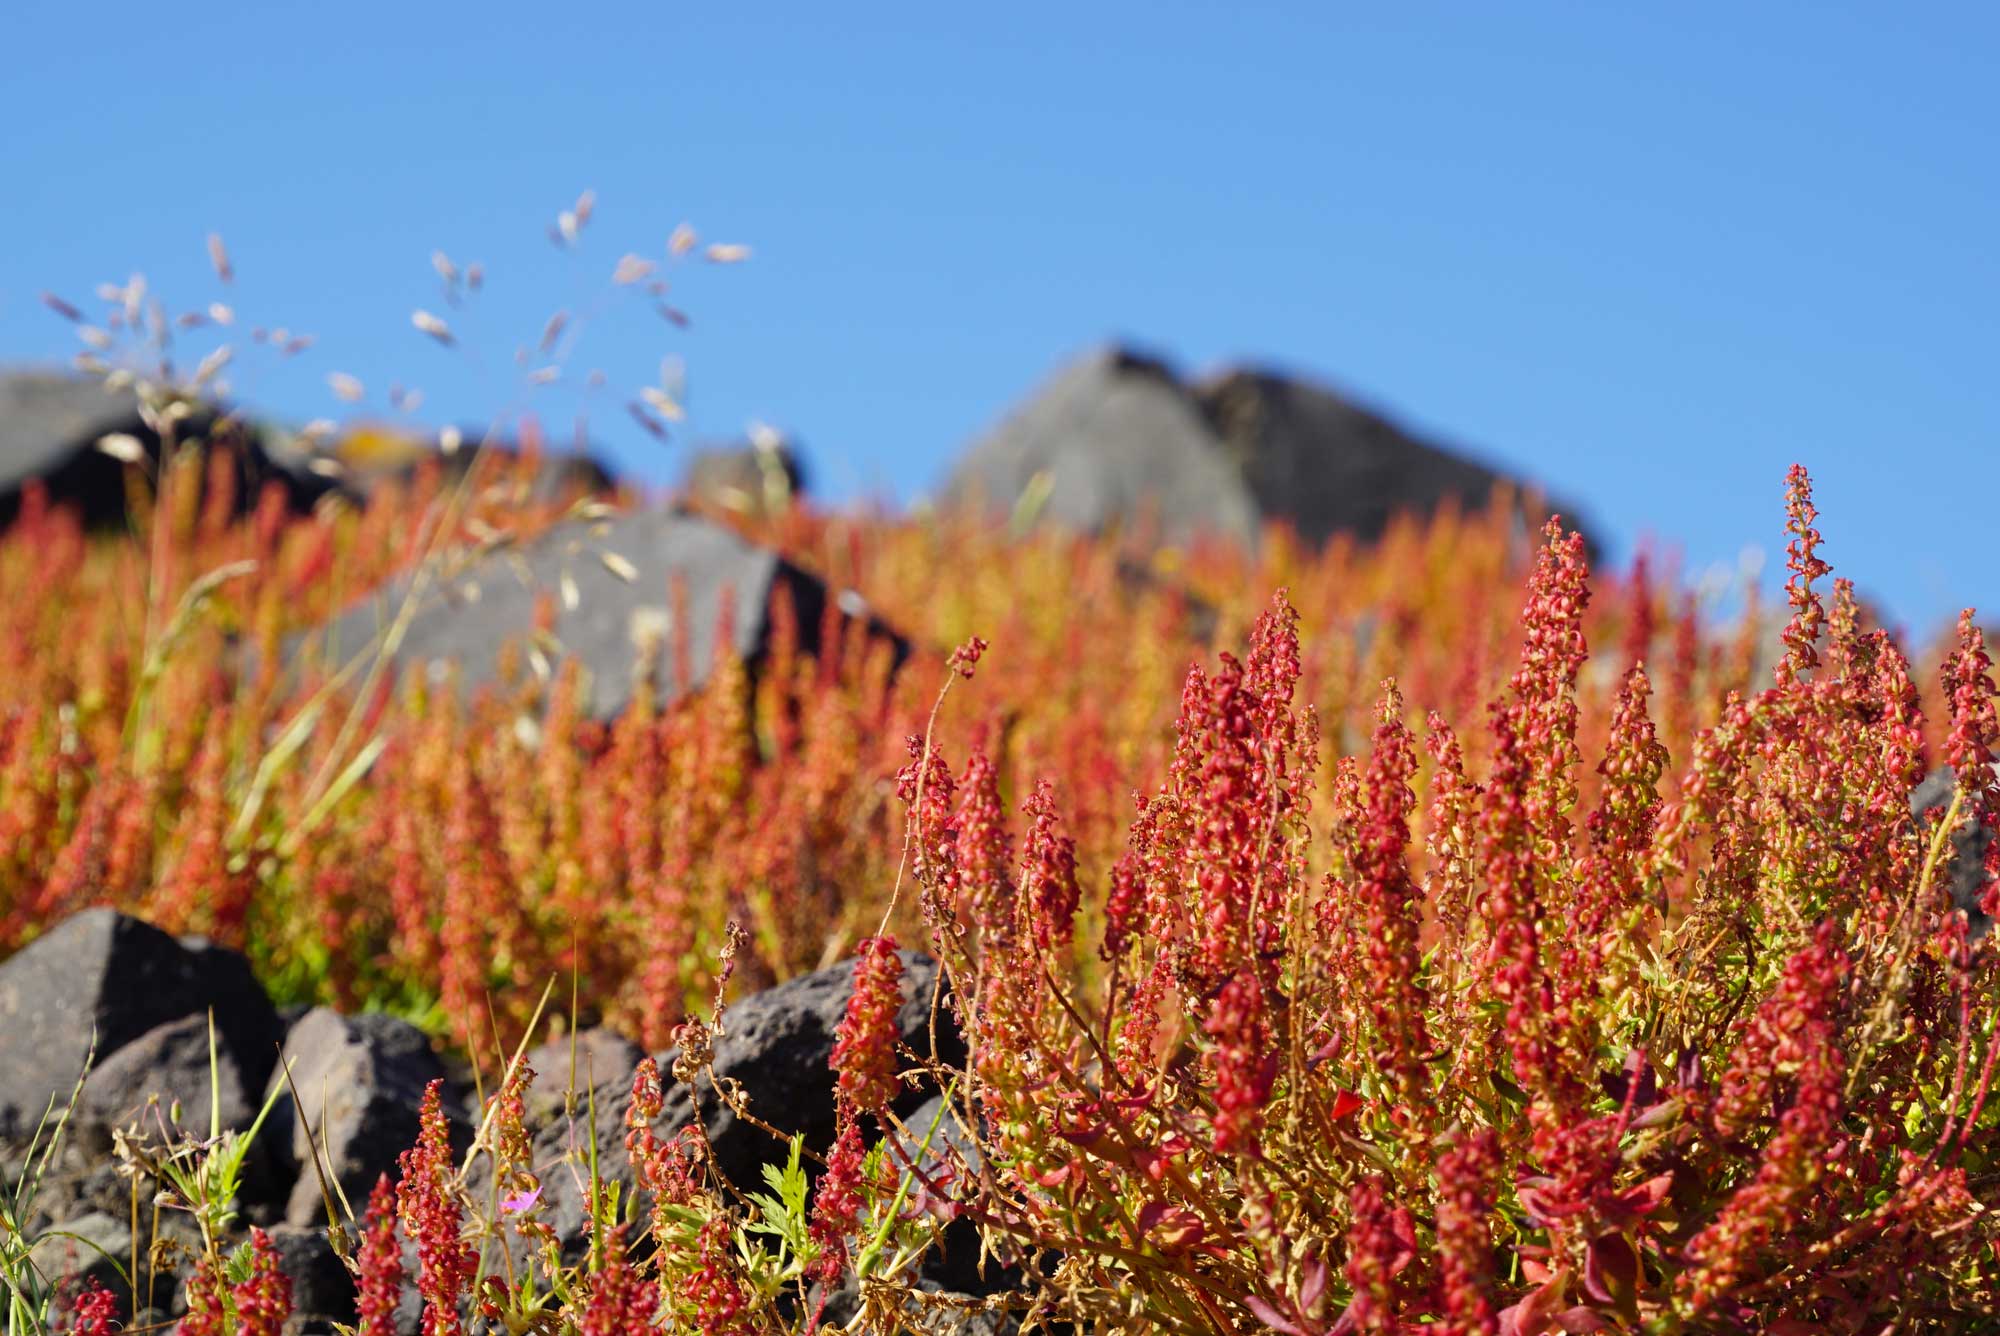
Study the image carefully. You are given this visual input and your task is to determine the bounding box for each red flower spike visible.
[397,1080,476,1336]
[1020,779,1080,954]
[1435,1129,1502,1336]
[830,935,905,1115]
[230,1228,293,1336]
[1206,970,1276,1156]
[356,1175,406,1336]
[953,744,1015,941]
[1776,464,1831,686]
[69,1280,121,1336]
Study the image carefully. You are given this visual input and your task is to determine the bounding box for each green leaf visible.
[225,1238,256,1285]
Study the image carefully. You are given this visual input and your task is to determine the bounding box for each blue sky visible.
[4,2,1994,637]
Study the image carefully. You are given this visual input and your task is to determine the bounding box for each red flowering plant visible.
[882,469,2000,1333]
[10,314,2000,1333]
[0,434,1755,1058]
[17,213,1926,1336]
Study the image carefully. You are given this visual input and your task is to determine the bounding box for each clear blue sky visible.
[4,2,1994,637]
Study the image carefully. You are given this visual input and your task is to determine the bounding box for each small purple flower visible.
[501,1186,542,1215]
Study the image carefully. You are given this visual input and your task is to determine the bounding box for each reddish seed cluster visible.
[1777,463,1832,685]
[898,735,959,923]
[680,1217,750,1336]
[577,1229,658,1336]
[1433,1130,1502,1336]
[953,744,1014,941]
[807,1116,868,1283]
[397,1080,477,1336]
[356,1175,407,1336]
[1683,926,1850,1305]
[1708,922,1849,1143]
[948,634,989,678]
[1349,682,1431,1114]
[175,1254,227,1336]
[830,935,906,1116]
[1178,647,1296,1005]
[231,1229,293,1336]
[69,1280,121,1336]
[172,1229,292,1336]
[1205,970,1274,1156]
[1019,779,1080,954]
[1341,1175,1416,1334]
[1477,715,1566,1108]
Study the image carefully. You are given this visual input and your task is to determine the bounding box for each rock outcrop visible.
[291,508,905,717]
[0,371,333,529]
[942,343,1595,554]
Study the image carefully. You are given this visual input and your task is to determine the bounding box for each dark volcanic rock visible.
[0,370,333,529]
[942,343,1593,555]
[265,1224,357,1333]
[942,346,1260,551]
[523,1027,645,1120]
[269,1009,451,1227]
[290,508,905,717]
[1200,366,1558,548]
[693,948,959,1188]
[77,1013,256,1143]
[473,952,958,1265]
[0,911,283,1142]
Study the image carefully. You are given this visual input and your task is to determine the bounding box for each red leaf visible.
[1137,1201,1207,1254]
[1055,1121,1106,1150]
[1242,1295,1306,1336]
[1582,1234,1639,1316]
[1299,1253,1329,1314]
[1499,1269,1570,1336]
[1605,1172,1674,1223]
[1330,1089,1365,1120]
[1516,1185,1560,1228]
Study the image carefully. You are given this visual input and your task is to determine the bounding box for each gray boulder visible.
[77,1012,256,1142]
[268,1009,452,1228]
[1202,366,1552,549]
[0,911,283,1142]
[290,508,905,717]
[264,1224,357,1335]
[28,1211,161,1316]
[0,370,332,529]
[523,1027,645,1121]
[942,346,1259,551]
[472,951,958,1265]
[942,343,1594,555]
